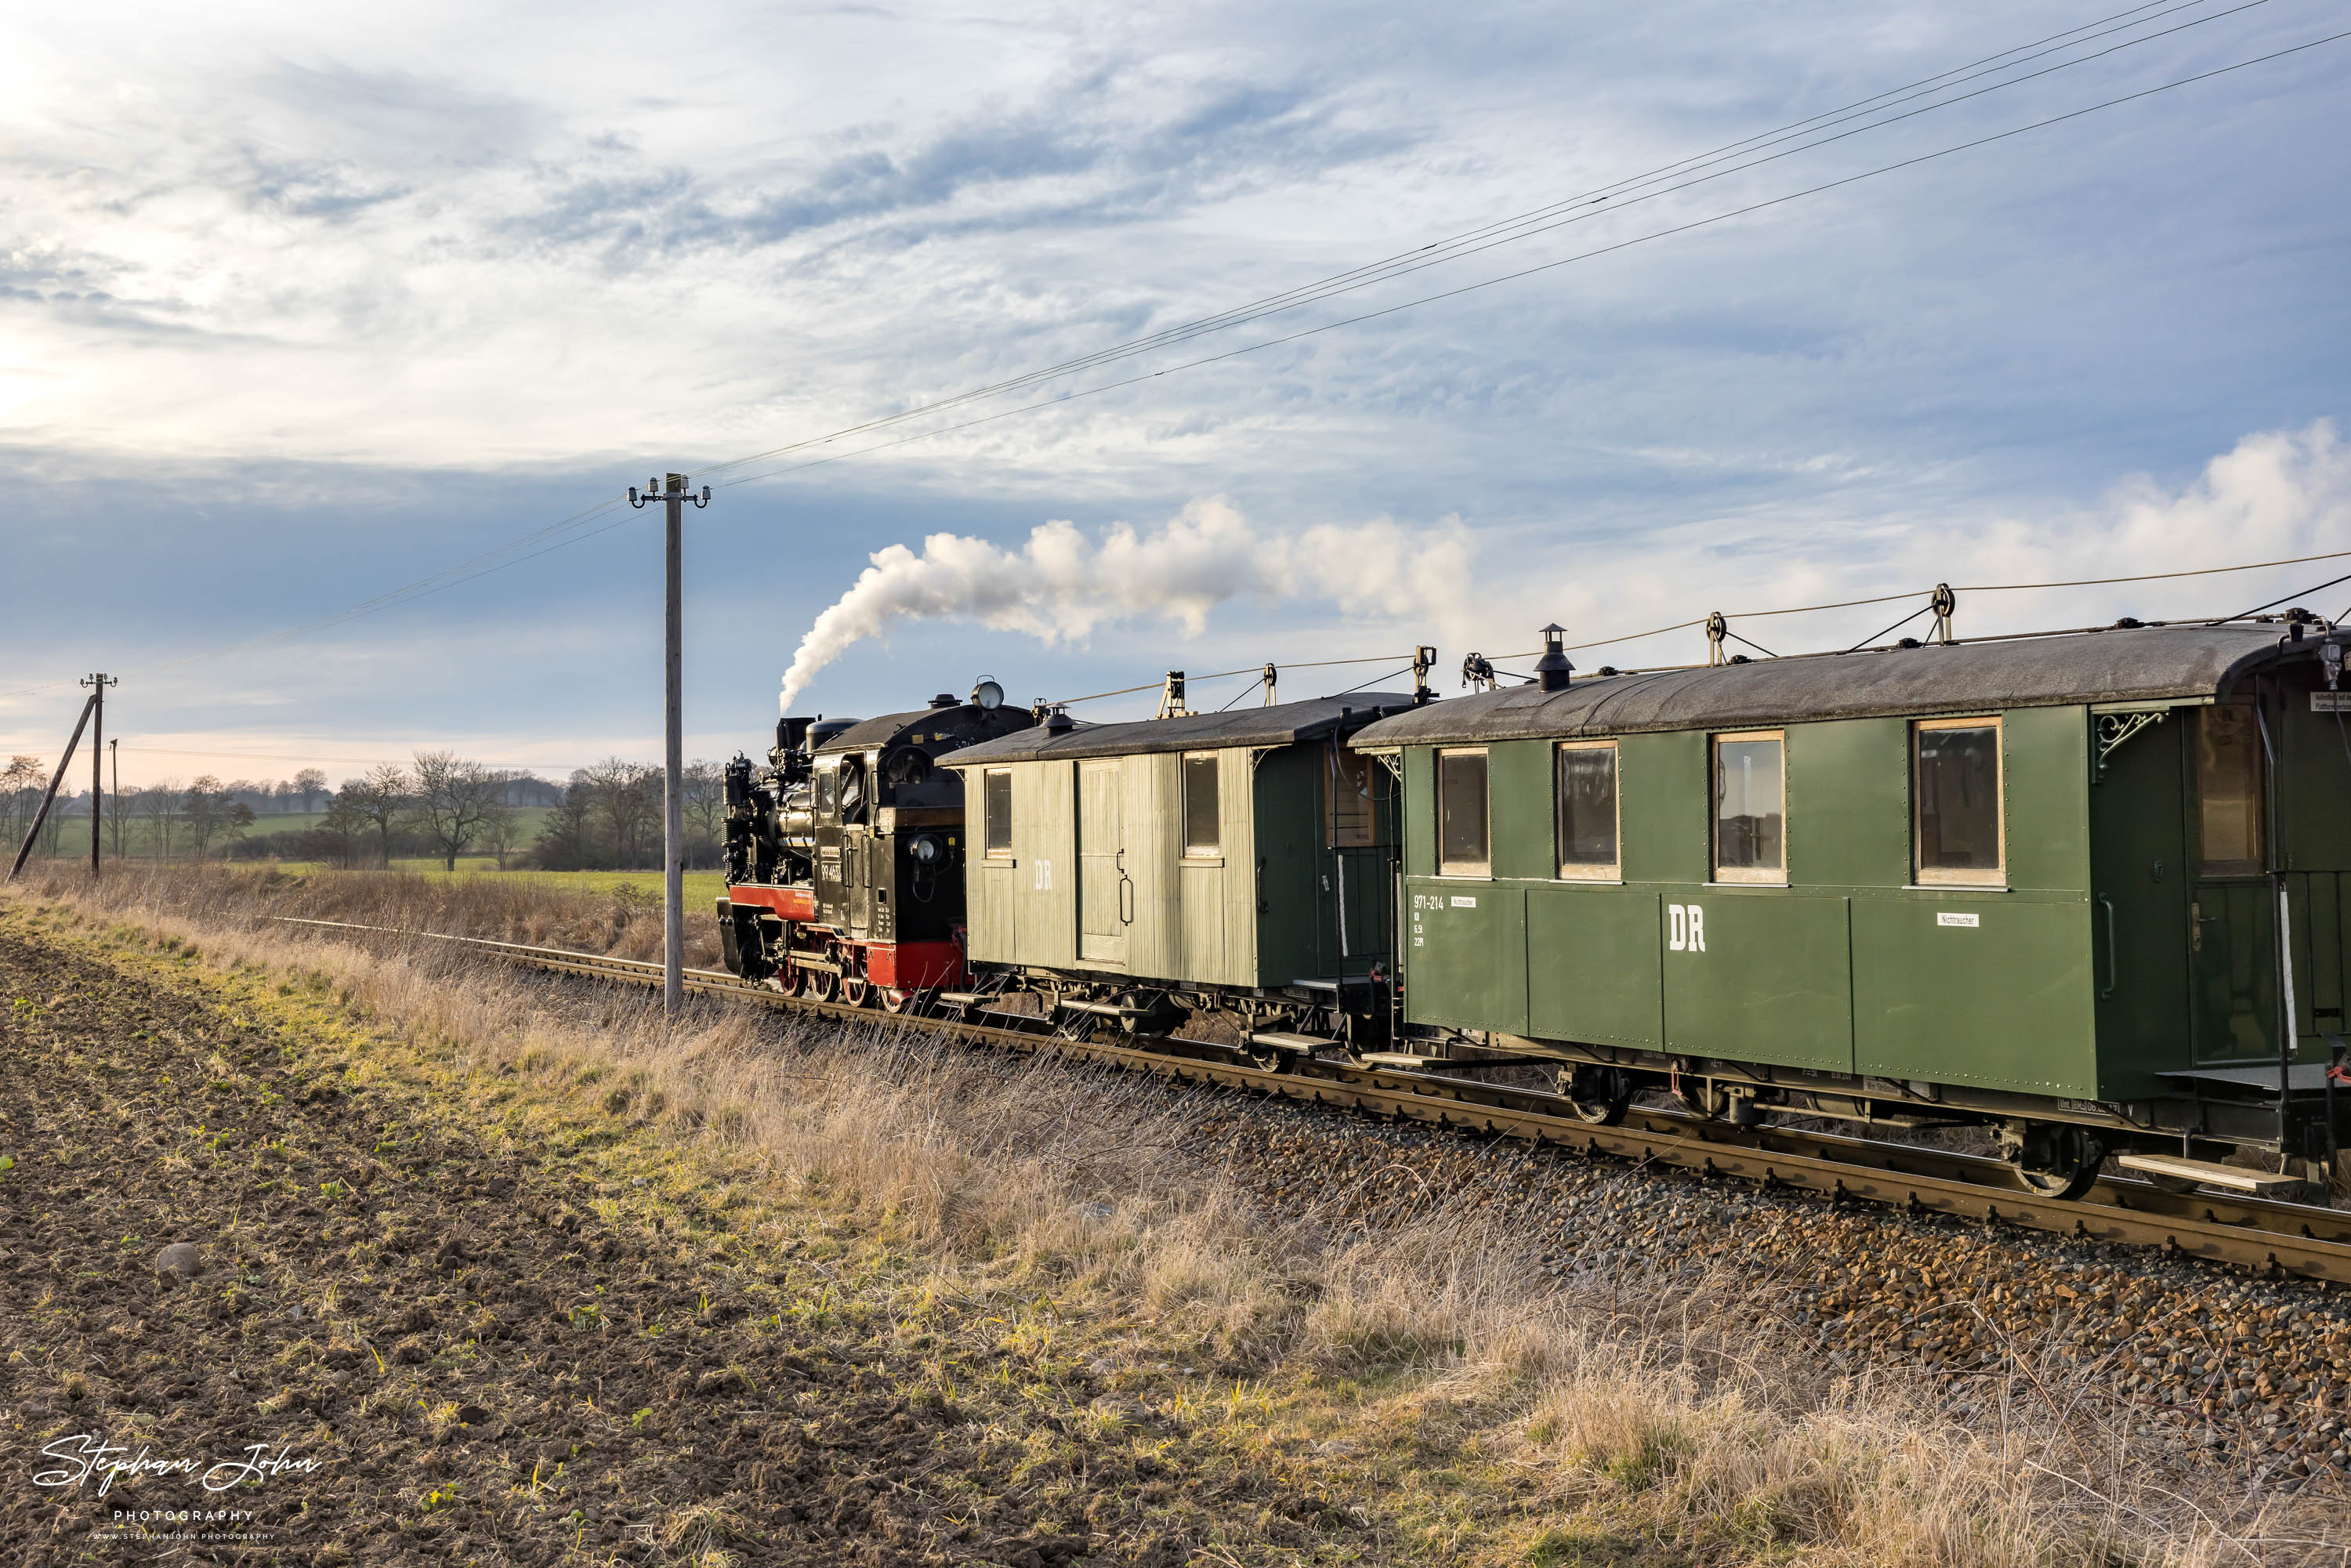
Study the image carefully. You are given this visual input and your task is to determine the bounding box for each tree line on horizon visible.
[2,754,729,873]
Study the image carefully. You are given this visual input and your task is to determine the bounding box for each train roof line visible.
[1349,622,2335,747]
[944,692,1422,765]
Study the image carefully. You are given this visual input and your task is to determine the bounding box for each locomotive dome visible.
[1350,623,2332,747]
[944,691,1422,766]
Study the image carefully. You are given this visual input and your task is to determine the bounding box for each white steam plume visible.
[776,498,1476,713]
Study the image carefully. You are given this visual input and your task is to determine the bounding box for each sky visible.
[2,0,2348,787]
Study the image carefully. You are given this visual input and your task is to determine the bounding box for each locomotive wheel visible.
[802,968,839,1004]
[2010,1123,2104,1201]
[878,987,919,1015]
[1556,1065,1633,1126]
[839,976,872,1009]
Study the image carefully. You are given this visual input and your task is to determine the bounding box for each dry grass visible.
[14,862,2346,1566]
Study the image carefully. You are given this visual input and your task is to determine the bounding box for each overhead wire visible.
[9,10,2341,707]
[708,25,2350,494]
[695,0,2256,483]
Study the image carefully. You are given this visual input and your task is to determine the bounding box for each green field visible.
[14,806,563,859]
[265,859,733,906]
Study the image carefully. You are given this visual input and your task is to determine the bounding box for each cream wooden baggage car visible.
[942,693,1413,1056]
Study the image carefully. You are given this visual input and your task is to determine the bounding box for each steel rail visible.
[270,918,2351,1284]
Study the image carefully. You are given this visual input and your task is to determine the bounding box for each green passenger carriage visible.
[1349,621,2351,1197]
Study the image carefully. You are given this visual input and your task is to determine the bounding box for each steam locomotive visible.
[716,679,1033,1010]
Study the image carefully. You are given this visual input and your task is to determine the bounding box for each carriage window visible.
[2197,704,2266,875]
[816,767,835,817]
[1914,719,2002,885]
[1712,732,1784,882]
[1437,748,1490,876]
[1182,753,1221,856]
[1556,741,1619,879]
[983,769,1013,857]
[1327,744,1376,849]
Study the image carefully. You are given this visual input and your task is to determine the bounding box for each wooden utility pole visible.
[82,674,116,878]
[629,473,710,1017]
[6,691,97,885]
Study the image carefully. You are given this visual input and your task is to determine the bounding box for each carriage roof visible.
[1349,624,2322,748]
[944,691,1421,766]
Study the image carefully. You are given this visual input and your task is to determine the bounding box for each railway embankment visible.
[3,864,2345,1563]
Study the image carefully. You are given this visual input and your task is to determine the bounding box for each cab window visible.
[1437,748,1490,877]
[1914,719,2002,885]
[1712,731,1784,882]
[1556,741,1619,879]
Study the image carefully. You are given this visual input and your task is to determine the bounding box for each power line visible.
[9,10,2338,703]
[697,0,2254,483]
[710,26,2350,493]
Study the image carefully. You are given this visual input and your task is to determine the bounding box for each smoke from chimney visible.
[776,498,1476,713]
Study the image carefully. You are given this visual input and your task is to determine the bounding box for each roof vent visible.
[1897,636,1921,650]
[1596,665,1618,677]
[1044,705,1074,735]
[1533,624,1574,692]
[929,693,957,709]
[2114,617,2143,629]
[1729,654,1751,665]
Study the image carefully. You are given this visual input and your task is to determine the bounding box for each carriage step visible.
[1245,1032,1326,1053]
[2116,1153,2309,1196]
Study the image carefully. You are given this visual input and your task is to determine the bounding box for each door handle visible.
[2098,894,2117,1000]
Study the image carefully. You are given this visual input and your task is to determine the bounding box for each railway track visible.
[276,917,2351,1286]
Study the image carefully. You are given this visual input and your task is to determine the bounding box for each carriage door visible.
[1078,761,1128,967]
[2189,702,2279,1064]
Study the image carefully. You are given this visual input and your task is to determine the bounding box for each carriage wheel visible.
[1556,1065,1633,1126]
[1246,1045,1291,1074]
[2010,1123,2103,1201]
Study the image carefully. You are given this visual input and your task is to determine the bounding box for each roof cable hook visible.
[1705,611,1729,666]
[1931,583,1958,644]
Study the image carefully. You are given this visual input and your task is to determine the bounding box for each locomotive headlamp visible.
[910,833,944,864]
[971,679,1004,711]
[2324,639,2345,690]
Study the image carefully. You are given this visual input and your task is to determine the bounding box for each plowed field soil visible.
[0,912,1364,1566]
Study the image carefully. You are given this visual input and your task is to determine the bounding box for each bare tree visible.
[292,767,329,813]
[313,787,368,867]
[347,764,409,867]
[2,755,42,857]
[139,778,183,860]
[682,759,726,869]
[477,774,526,871]
[183,777,253,860]
[410,751,503,871]
[580,757,659,868]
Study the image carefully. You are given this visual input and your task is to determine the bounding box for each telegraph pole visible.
[629,473,709,1018]
[81,675,116,879]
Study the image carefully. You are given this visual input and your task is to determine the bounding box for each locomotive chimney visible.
[1533,625,1574,692]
